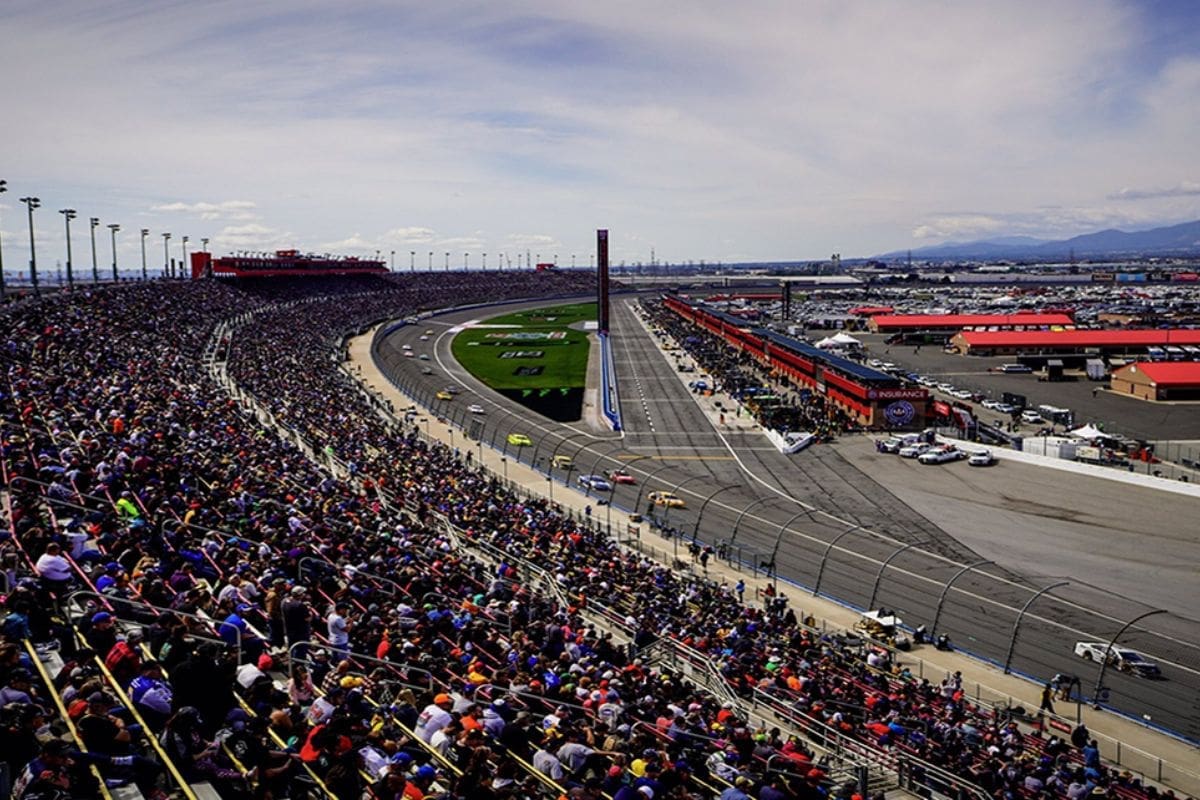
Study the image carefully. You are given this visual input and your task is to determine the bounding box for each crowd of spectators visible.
[0,276,1187,800]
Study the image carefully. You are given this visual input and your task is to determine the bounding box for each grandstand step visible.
[107,783,145,800]
[35,646,65,677]
[190,782,223,800]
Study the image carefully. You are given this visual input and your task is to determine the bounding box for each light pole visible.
[162,233,171,278]
[139,228,149,280]
[0,179,7,299]
[444,251,449,270]
[428,250,433,270]
[89,217,100,283]
[482,252,487,270]
[390,250,395,271]
[410,250,415,271]
[20,196,41,295]
[107,224,120,282]
[60,209,77,289]
[572,254,576,268]
[181,235,189,276]
[463,252,468,270]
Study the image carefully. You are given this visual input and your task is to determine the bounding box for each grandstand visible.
[1,273,1189,800]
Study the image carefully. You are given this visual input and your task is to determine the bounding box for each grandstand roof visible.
[957,329,1200,348]
[1115,361,1200,386]
[755,328,895,383]
[871,313,1074,329]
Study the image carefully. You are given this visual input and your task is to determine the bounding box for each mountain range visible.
[877,219,1200,261]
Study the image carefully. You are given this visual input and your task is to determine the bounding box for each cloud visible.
[1108,181,1200,201]
[3,2,1199,260]
[150,200,259,221]
[214,223,290,250]
[912,215,1007,240]
[382,226,436,245]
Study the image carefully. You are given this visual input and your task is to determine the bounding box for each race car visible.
[1074,642,1161,678]
[608,469,637,485]
[647,491,686,508]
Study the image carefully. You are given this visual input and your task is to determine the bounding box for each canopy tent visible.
[814,336,840,349]
[831,332,861,346]
[1069,424,1105,439]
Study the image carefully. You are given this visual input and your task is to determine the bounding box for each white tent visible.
[815,336,839,349]
[1069,424,1105,439]
[831,332,861,346]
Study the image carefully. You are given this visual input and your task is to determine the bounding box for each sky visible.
[2,0,1199,272]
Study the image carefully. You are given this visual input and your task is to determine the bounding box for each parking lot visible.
[854,332,1200,443]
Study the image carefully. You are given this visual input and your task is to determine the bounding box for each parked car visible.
[981,399,1003,410]
[647,491,686,508]
[608,469,637,485]
[1020,410,1043,424]
[577,474,612,492]
[899,442,932,459]
[879,436,910,454]
[919,445,968,464]
[507,433,532,447]
[1074,642,1161,678]
[968,449,996,466]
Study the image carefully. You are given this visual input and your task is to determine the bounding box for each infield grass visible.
[450,302,596,391]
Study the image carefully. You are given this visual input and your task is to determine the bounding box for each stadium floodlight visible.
[20,196,41,295]
[139,229,149,280]
[60,209,77,289]
[89,217,101,283]
[162,232,171,278]
[181,235,189,275]
[107,224,120,282]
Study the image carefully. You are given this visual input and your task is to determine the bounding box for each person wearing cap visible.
[414,692,454,743]
[85,611,119,658]
[11,739,77,800]
[719,775,754,800]
[403,763,439,800]
[129,660,174,730]
[0,667,39,706]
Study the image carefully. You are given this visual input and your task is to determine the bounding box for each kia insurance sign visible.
[866,388,927,400]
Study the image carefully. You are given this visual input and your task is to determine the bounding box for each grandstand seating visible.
[2,275,1185,800]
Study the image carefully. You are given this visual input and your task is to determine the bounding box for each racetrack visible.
[372,293,1200,742]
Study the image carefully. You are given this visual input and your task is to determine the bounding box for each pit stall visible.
[663,296,928,429]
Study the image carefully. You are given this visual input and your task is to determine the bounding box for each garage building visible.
[951,329,1200,357]
[868,312,1074,333]
[1111,362,1200,402]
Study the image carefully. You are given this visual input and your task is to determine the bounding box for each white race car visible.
[1074,642,1161,678]
[918,445,968,464]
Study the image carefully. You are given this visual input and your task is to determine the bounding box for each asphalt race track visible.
[373,293,1200,742]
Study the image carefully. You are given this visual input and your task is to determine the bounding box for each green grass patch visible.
[451,302,596,390]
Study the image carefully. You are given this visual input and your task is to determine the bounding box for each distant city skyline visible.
[2,0,1198,267]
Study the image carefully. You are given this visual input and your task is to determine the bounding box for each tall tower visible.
[597,229,610,334]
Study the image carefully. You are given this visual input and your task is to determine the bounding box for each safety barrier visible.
[598,331,622,431]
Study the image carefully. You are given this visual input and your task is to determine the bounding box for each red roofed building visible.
[1111,362,1200,402]
[951,329,1200,356]
[868,313,1073,333]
